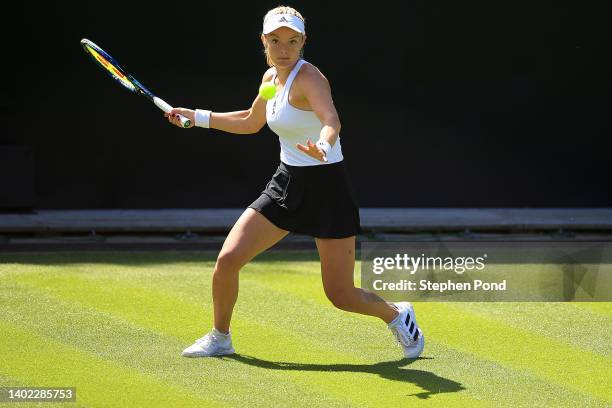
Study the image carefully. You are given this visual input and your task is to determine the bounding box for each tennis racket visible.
[80,38,190,127]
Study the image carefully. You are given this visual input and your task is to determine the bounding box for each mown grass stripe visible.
[4,288,602,408]
[570,302,612,317]
[1,264,487,407]
[2,252,610,407]
[3,270,430,407]
[226,274,612,406]
[233,263,612,360]
[417,303,612,401]
[0,321,225,408]
[0,285,351,408]
[445,302,611,356]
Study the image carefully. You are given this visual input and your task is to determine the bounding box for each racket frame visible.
[80,39,190,127]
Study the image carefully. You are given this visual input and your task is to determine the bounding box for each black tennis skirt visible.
[248,161,361,238]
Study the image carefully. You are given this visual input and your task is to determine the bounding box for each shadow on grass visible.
[224,354,465,399]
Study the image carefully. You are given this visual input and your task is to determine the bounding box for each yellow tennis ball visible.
[259,81,277,100]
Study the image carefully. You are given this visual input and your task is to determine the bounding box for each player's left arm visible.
[303,67,341,146]
[296,65,341,161]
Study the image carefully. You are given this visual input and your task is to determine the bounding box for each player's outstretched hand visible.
[165,108,195,128]
[296,139,327,162]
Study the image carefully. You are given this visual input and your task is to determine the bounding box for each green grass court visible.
[1,251,610,407]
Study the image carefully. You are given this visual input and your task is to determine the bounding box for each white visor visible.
[263,14,305,35]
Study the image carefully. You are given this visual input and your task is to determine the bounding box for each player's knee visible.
[324,286,356,311]
[214,250,243,277]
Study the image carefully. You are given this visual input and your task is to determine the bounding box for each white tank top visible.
[266,59,344,166]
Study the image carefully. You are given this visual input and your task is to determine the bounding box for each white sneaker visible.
[388,302,425,359]
[181,329,235,357]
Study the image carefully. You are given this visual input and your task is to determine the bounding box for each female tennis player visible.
[166,6,424,359]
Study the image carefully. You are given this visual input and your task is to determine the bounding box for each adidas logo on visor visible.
[278,16,289,22]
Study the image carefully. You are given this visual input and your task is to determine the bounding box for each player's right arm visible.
[167,69,273,134]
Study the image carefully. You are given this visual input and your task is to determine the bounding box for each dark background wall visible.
[2,1,610,209]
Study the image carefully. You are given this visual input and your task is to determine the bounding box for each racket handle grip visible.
[153,97,192,128]
[178,115,190,128]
